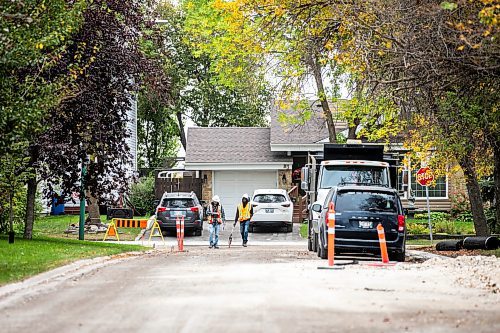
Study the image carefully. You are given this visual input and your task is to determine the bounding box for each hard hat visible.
[212,195,220,203]
[242,193,250,199]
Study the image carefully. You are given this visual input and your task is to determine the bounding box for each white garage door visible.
[214,171,277,219]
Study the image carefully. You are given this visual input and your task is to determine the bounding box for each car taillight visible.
[190,207,199,213]
[157,207,167,213]
[281,203,290,207]
[398,215,405,232]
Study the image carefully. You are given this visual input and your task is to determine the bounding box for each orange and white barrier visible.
[377,223,390,263]
[176,215,185,251]
[327,202,336,267]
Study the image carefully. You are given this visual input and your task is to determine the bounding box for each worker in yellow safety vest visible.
[233,193,253,247]
[207,195,225,249]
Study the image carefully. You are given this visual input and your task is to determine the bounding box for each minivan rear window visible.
[253,194,286,203]
[335,191,397,213]
[162,198,195,208]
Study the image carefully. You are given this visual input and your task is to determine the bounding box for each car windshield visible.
[334,191,397,213]
[253,194,286,203]
[320,165,389,188]
[162,198,195,208]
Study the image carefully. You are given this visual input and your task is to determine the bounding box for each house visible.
[185,105,464,219]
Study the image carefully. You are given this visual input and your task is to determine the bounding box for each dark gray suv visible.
[155,192,204,236]
[312,185,406,262]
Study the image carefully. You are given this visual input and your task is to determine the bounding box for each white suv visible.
[250,189,294,233]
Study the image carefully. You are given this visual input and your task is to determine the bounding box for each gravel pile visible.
[420,255,500,293]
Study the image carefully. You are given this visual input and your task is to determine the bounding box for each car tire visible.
[313,231,318,253]
[319,227,327,259]
[249,225,254,233]
[195,229,202,236]
[287,224,293,233]
[390,251,405,262]
[161,230,168,237]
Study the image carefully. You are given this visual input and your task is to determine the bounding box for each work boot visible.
[214,245,219,249]
[243,241,247,247]
[209,244,213,249]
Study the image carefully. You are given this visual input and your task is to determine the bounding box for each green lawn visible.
[0,236,146,286]
[299,223,308,238]
[34,214,146,241]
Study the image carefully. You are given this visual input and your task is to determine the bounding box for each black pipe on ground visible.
[463,236,499,250]
[436,240,463,251]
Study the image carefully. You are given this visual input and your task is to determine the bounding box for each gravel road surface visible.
[1,245,499,333]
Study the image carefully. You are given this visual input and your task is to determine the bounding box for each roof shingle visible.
[185,127,290,164]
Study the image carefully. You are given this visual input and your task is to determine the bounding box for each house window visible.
[410,171,448,198]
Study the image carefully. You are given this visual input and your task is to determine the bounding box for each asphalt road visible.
[143,221,304,246]
[1,244,499,333]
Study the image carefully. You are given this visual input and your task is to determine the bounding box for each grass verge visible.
[0,236,146,286]
[299,223,308,238]
[481,249,500,257]
[34,215,147,241]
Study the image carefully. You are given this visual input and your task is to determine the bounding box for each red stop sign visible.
[416,167,434,186]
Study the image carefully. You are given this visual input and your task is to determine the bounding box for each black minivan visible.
[155,192,204,236]
[312,185,406,262]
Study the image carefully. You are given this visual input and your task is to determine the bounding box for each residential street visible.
[1,241,499,333]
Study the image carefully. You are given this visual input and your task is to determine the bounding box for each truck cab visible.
[301,144,395,252]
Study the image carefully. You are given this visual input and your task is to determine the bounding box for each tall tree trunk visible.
[86,190,101,224]
[308,54,336,143]
[176,111,187,151]
[459,157,489,236]
[24,145,39,240]
[494,142,500,233]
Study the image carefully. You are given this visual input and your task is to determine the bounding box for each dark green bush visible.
[129,176,155,216]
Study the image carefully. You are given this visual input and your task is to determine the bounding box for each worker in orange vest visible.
[233,193,253,247]
[207,195,225,249]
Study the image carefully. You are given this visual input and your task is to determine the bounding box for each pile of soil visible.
[421,255,500,293]
[418,246,483,258]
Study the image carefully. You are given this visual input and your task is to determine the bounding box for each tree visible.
[137,87,179,169]
[21,0,155,237]
[329,0,498,235]
[0,0,86,239]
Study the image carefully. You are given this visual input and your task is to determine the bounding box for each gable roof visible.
[185,127,291,165]
[270,102,348,145]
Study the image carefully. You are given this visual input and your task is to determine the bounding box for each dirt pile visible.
[420,255,500,293]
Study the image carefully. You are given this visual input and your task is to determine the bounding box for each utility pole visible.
[79,159,87,241]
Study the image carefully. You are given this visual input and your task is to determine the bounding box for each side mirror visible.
[300,166,309,191]
[311,204,322,213]
[200,200,207,206]
[403,208,409,216]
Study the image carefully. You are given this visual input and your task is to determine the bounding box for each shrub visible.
[433,220,457,234]
[414,212,450,223]
[407,222,429,235]
[129,176,155,216]
[455,211,473,223]
[450,193,470,217]
[485,208,498,234]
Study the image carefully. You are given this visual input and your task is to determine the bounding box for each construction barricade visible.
[103,217,158,242]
